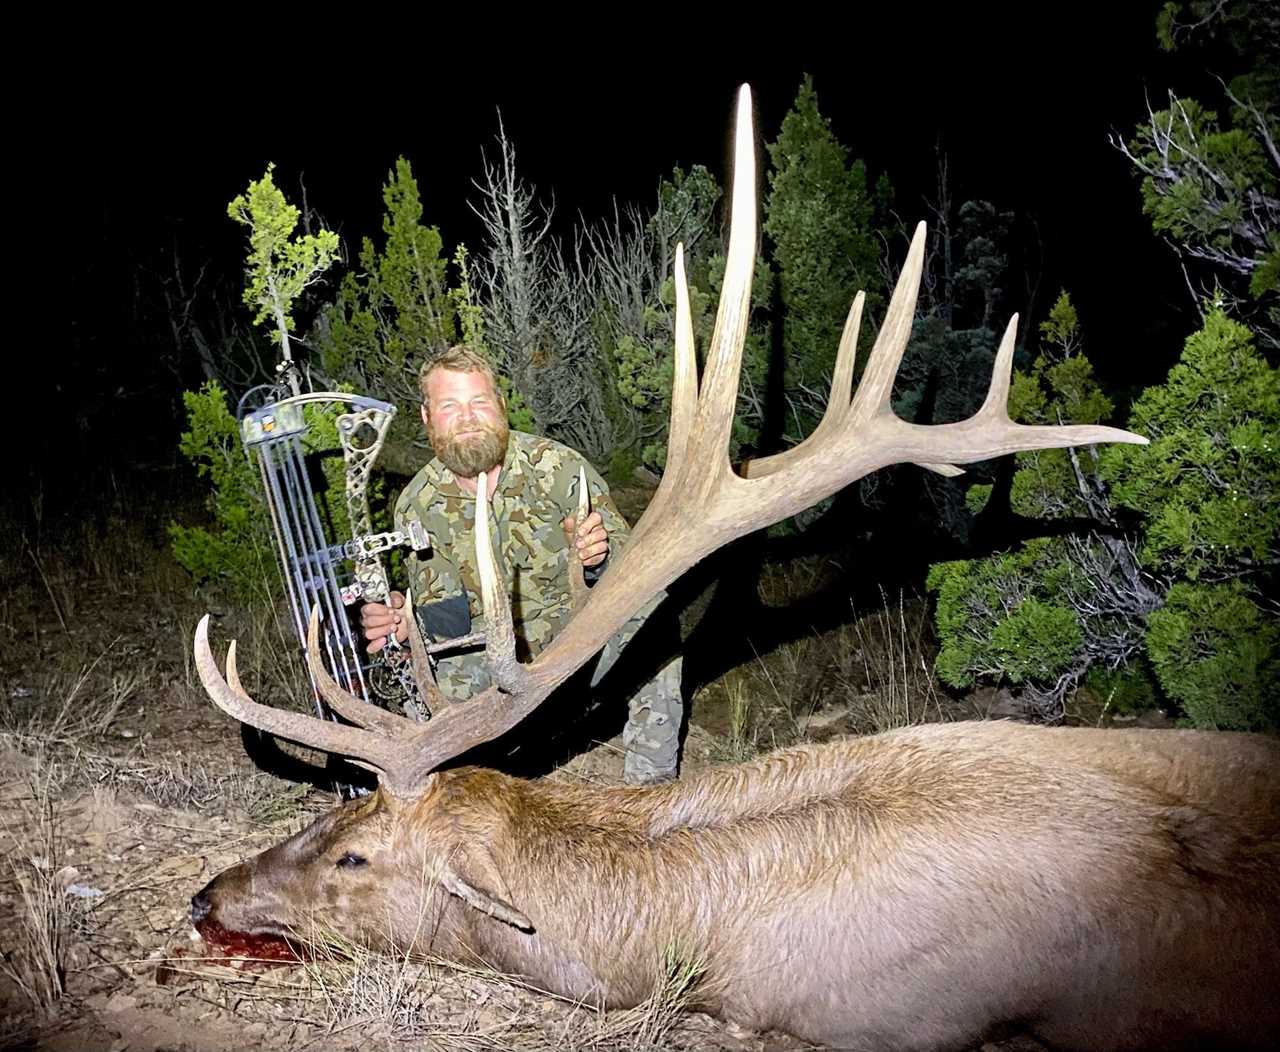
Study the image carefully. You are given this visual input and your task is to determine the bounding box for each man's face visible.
[421,368,510,479]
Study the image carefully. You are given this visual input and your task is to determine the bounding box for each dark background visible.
[34,6,1214,510]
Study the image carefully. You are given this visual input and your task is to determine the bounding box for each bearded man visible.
[360,346,683,785]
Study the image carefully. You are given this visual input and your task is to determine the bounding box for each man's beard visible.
[431,418,510,479]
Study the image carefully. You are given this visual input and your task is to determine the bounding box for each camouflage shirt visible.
[394,431,630,658]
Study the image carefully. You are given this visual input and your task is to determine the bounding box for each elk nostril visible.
[190,890,212,924]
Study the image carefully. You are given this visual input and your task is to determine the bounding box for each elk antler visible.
[194,85,1147,796]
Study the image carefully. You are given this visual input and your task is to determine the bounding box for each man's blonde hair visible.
[418,346,504,407]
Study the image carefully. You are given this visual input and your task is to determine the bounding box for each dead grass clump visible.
[2,639,148,745]
[706,585,946,761]
[192,915,716,1051]
[0,766,96,1013]
[623,943,707,1050]
[836,590,944,735]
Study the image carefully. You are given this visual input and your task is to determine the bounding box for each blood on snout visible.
[192,918,307,968]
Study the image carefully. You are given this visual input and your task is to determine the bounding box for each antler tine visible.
[195,615,404,778]
[632,242,701,545]
[977,313,1021,423]
[224,639,251,700]
[849,221,928,422]
[303,606,418,736]
[687,84,757,483]
[568,467,591,612]
[402,585,451,712]
[741,290,865,480]
[475,470,530,695]
[815,291,865,441]
[669,245,699,460]
[957,313,1147,454]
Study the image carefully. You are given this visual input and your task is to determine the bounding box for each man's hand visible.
[361,591,409,653]
[562,511,609,569]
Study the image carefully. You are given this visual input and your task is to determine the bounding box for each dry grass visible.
[0,763,95,1013]
[158,924,717,1052]
[838,590,945,734]
[707,567,947,761]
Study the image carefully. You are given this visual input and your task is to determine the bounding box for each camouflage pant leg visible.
[589,592,684,783]
[618,653,683,783]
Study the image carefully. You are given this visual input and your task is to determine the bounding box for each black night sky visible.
[41,5,1218,506]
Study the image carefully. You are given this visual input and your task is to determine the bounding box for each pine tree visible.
[765,76,888,442]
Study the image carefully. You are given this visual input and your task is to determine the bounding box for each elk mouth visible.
[191,890,308,962]
[191,917,308,964]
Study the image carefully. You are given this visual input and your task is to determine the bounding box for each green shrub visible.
[928,539,1083,691]
[929,302,1278,727]
[170,382,353,605]
[1145,582,1279,730]
[1083,664,1158,717]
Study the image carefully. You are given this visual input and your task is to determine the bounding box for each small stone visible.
[104,992,138,1014]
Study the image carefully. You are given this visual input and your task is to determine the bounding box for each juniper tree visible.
[313,157,459,473]
[1100,308,1279,728]
[765,75,889,442]
[226,164,340,395]
[1115,0,1279,348]
[930,301,1278,728]
[928,294,1159,718]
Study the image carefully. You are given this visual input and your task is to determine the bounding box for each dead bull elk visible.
[191,87,1280,1050]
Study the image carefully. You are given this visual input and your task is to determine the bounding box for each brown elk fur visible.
[193,720,1280,1051]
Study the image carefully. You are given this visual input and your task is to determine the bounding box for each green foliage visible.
[1008,293,1114,520]
[989,599,1083,684]
[1130,98,1274,264]
[170,383,353,604]
[1099,308,1279,729]
[169,383,276,603]
[450,244,486,357]
[928,540,1083,690]
[765,76,889,440]
[649,164,721,257]
[1155,1,1280,59]
[927,293,1152,715]
[1146,582,1279,729]
[1099,309,1279,581]
[318,157,455,388]
[953,201,1014,329]
[227,164,339,351]
[1083,663,1157,717]
[605,445,641,487]
[931,303,1278,727]
[1125,8,1279,344]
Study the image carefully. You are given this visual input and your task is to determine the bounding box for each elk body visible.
[191,88,1279,1050]
[193,721,1280,1051]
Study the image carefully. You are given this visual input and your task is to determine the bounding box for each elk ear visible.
[440,845,533,932]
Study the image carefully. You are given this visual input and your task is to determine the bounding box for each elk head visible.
[191,85,1146,951]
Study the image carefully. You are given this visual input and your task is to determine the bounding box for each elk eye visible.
[336,852,368,869]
